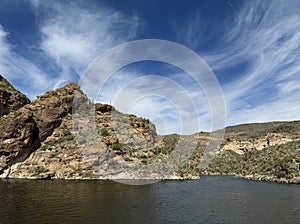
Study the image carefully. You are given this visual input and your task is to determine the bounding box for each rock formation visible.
[0,75,30,116]
[0,109,40,175]
[0,74,299,183]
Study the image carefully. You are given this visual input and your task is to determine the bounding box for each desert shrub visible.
[153,147,168,155]
[13,111,22,118]
[111,143,124,150]
[31,166,48,176]
[99,128,110,137]
[48,152,59,158]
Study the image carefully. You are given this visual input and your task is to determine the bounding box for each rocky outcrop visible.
[0,109,40,174]
[27,83,88,141]
[0,75,30,116]
[0,75,299,183]
[0,82,88,176]
[0,76,160,179]
[198,123,300,183]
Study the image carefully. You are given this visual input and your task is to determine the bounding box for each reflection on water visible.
[0,176,299,224]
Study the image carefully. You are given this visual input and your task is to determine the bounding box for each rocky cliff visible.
[0,75,39,174]
[0,75,161,179]
[0,75,299,183]
[206,122,300,183]
[176,121,300,183]
[0,75,30,116]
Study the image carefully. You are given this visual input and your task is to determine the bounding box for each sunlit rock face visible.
[0,75,30,117]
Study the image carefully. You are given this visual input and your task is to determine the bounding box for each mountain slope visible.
[0,75,30,116]
[0,77,160,179]
[0,75,299,183]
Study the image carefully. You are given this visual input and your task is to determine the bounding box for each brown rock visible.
[0,75,30,116]
[30,83,88,141]
[95,103,114,113]
[0,109,40,174]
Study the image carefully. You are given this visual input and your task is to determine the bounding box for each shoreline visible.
[1,173,299,184]
[235,174,300,184]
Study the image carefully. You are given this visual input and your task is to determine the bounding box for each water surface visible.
[0,176,299,224]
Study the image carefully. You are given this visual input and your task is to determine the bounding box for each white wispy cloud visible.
[31,0,139,83]
[0,24,55,98]
[95,68,213,134]
[0,25,8,53]
[0,0,139,99]
[1,0,299,134]
[182,0,300,127]
[83,39,226,134]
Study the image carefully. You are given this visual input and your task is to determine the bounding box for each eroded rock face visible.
[0,77,160,179]
[1,74,297,182]
[28,83,88,141]
[0,80,89,176]
[0,75,30,117]
[0,109,40,174]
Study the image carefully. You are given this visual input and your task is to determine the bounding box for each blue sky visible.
[0,0,300,134]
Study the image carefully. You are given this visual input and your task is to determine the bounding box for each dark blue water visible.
[0,176,299,224]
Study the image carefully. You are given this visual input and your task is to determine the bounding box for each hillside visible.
[203,122,300,183]
[0,76,30,116]
[0,74,299,183]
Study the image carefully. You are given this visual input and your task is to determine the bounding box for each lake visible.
[0,176,299,224]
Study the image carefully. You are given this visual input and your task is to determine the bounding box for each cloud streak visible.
[195,0,300,127]
[0,0,299,134]
[0,0,139,99]
[36,1,139,75]
[0,24,54,98]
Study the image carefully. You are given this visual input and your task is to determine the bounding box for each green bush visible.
[40,145,48,151]
[111,143,124,150]
[13,111,22,118]
[99,128,110,137]
[141,159,149,165]
[32,166,48,176]
[48,152,59,158]
[153,147,168,155]
[64,134,74,141]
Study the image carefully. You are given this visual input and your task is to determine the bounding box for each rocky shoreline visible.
[2,173,300,185]
[237,174,300,184]
[0,74,299,183]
